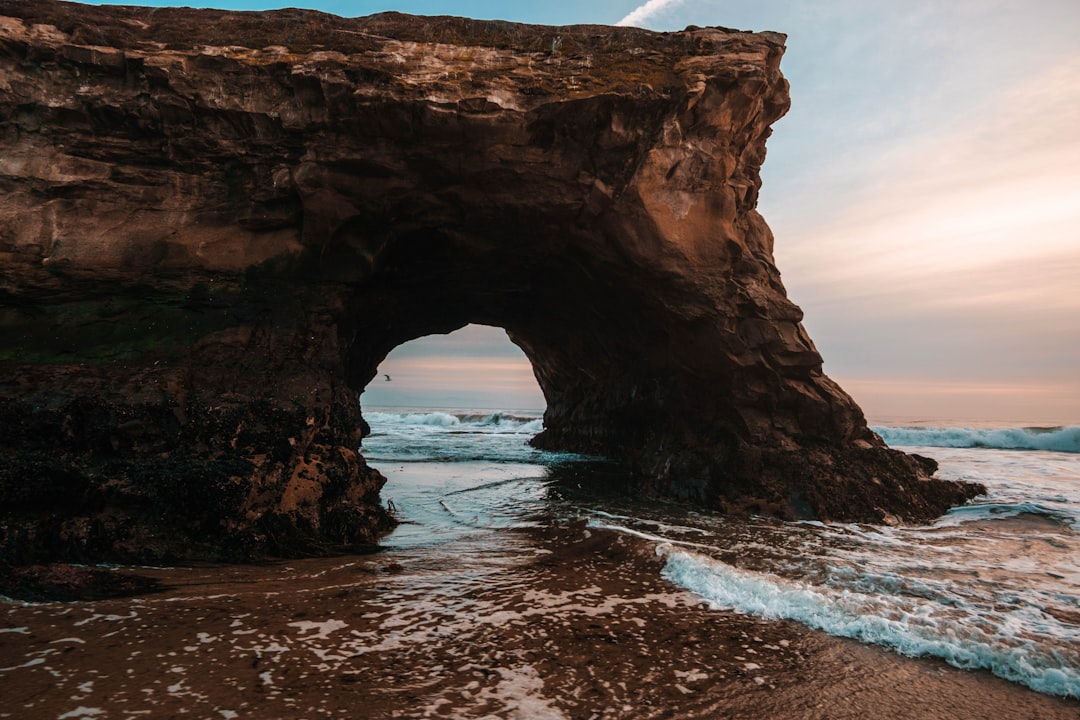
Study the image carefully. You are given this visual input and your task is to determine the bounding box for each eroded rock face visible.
[0,1,982,563]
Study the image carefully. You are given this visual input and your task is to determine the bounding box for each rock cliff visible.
[0,0,982,563]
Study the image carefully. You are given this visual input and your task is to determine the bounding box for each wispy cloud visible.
[616,0,688,27]
[776,51,1080,314]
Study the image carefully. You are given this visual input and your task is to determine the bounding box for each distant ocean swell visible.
[361,410,561,464]
[367,415,1080,453]
[874,425,1080,453]
[366,411,544,433]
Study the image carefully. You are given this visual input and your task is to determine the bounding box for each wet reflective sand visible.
[3,517,1078,719]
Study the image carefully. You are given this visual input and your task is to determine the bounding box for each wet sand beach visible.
[3,521,1077,720]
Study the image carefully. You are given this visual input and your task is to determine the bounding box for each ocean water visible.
[363,409,1080,699]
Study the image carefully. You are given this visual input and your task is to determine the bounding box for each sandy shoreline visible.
[2,521,1077,719]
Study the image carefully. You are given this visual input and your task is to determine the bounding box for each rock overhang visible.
[0,1,983,564]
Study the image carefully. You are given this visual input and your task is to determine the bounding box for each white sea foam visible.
[368,410,1080,701]
[874,425,1080,453]
[477,664,567,719]
[580,439,1080,699]
[659,545,1080,698]
[362,408,583,465]
[0,657,44,672]
[366,410,543,432]
[288,619,347,640]
[401,411,461,427]
[937,501,1079,529]
[518,418,544,433]
[57,709,104,719]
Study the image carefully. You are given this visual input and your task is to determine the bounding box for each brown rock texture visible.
[0,1,982,563]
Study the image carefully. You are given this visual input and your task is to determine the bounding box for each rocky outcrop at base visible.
[0,1,982,563]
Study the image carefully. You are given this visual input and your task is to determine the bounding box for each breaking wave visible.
[659,546,1080,698]
[938,501,1079,530]
[874,425,1080,453]
[366,411,544,433]
[361,409,570,464]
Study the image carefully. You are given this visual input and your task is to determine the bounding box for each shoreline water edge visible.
[2,409,1078,718]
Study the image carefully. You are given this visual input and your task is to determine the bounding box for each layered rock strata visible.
[0,1,982,563]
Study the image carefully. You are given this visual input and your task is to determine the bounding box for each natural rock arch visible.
[0,2,981,563]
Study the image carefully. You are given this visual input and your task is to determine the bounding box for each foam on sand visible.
[658,545,1080,698]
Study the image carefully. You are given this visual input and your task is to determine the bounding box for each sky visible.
[82,0,1080,423]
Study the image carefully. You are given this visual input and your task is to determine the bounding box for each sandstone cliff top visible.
[1,0,786,55]
[1,0,787,106]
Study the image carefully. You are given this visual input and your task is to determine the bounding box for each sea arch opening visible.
[333,221,690,464]
[357,325,567,548]
[361,324,545,415]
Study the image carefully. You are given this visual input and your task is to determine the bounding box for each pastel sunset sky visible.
[86,0,1080,422]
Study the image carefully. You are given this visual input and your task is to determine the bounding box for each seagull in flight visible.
[384,374,392,382]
